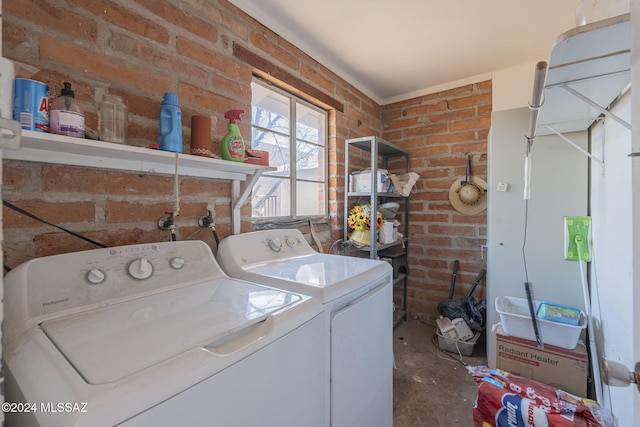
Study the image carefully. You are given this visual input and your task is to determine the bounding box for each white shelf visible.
[4,129,275,234]
[5,130,274,181]
[536,13,630,136]
[348,191,405,198]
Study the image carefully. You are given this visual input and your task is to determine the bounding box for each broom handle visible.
[448,260,459,299]
[467,269,486,296]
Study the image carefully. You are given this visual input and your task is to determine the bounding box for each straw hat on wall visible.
[449,176,487,215]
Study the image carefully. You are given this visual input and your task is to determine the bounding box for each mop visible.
[565,216,603,403]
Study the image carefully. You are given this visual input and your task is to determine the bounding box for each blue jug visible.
[158,92,183,153]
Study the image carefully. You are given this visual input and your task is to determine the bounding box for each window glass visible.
[251,79,327,220]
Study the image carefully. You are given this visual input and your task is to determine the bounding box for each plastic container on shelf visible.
[13,78,50,132]
[158,92,182,153]
[99,93,128,143]
[495,295,586,349]
[50,82,84,138]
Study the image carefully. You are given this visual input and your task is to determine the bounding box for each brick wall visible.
[3,0,489,321]
[2,0,380,267]
[382,82,491,321]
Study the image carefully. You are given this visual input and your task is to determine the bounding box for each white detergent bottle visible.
[50,82,85,138]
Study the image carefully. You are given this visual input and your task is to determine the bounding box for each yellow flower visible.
[348,203,383,232]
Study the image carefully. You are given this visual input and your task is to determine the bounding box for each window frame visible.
[250,77,329,222]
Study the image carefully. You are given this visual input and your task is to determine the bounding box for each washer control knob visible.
[128,258,153,280]
[285,237,296,247]
[86,268,106,285]
[170,257,185,270]
[268,237,282,252]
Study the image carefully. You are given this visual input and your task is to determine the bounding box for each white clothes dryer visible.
[216,229,394,427]
[3,240,326,427]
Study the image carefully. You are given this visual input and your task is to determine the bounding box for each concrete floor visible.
[393,318,487,427]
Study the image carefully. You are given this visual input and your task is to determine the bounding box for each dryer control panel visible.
[218,229,317,268]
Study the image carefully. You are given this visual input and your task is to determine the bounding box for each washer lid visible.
[41,278,302,385]
[245,254,390,302]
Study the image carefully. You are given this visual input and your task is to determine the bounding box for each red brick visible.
[404,123,449,137]
[428,108,476,124]
[412,145,450,158]
[75,0,167,44]
[4,201,95,228]
[384,117,421,131]
[177,37,243,77]
[213,74,251,102]
[301,64,334,94]
[39,35,172,94]
[250,30,274,54]
[404,101,448,116]
[137,48,210,88]
[3,162,32,190]
[42,165,176,195]
[2,20,27,52]
[180,178,231,196]
[448,92,492,109]
[134,0,218,43]
[6,0,98,42]
[449,116,492,132]
[179,81,247,114]
[272,45,299,71]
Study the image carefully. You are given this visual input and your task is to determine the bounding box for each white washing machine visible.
[216,229,394,427]
[3,240,326,427]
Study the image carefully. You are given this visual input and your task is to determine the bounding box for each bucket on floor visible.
[436,330,480,356]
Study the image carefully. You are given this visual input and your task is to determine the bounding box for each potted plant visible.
[347,203,383,245]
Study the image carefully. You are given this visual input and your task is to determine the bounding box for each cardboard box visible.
[495,325,588,397]
[244,149,269,166]
[349,170,390,193]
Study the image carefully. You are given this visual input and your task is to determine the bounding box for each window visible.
[250,79,328,220]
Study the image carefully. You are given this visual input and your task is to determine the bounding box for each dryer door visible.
[330,281,393,427]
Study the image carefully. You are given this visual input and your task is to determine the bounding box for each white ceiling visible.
[229,0,580,104]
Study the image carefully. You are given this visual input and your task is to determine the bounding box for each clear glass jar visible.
[99,93,128,143]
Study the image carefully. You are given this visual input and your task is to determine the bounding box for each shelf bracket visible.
[543,124,603,165]
[559,84,632,131]
[231,169,266,234]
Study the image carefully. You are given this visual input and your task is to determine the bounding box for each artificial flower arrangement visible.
[347,203,383,245]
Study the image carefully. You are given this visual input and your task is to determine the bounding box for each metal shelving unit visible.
[344,136,410,325]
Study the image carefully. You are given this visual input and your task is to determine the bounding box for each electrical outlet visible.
[496,182,509,192]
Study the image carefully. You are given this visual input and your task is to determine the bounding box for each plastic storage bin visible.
[436,330,480,356]
[495,295,586,349]
[537,302,581,326]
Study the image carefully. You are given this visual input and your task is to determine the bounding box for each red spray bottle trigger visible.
[224,110,244,124]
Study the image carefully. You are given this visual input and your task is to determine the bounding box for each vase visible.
[350,229,373,245]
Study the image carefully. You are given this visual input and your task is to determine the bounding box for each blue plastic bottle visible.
[158,92,183,153]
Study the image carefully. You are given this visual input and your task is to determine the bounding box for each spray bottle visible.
[220,110,245,162]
